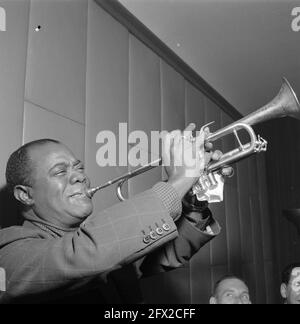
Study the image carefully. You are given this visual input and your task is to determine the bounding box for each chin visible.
[72,206,93,221]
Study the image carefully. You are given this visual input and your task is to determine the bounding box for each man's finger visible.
[169,129,182,140]
[204,141,213,151]
[184,123,196,133]
[204,151,213,165]
[212,150,223,161]
[221,166,234,178]
[182,123,196,143]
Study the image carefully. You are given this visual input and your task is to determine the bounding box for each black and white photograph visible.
[0,0,300,306]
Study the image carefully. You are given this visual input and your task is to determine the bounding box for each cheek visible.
[291,282,300,294]
[291,272,300,294]
[34,178,67,204]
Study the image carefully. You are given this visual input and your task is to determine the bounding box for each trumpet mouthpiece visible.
[87,188,97,199]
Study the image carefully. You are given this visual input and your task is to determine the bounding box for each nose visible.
[69,169,88,185]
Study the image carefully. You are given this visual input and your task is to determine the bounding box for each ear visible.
[209,296,217,304]
[280,283,287,299]
[13,185,34,206]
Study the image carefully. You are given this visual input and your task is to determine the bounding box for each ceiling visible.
[118,0,300,116]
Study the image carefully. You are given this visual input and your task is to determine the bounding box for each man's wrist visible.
[167,176,196,201]
[182,191,209,213]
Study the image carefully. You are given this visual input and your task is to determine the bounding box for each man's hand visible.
[162,123,222,200]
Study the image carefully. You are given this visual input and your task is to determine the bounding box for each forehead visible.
[291,268,300,278]
[218,278,248,293]
[29,142,77,169]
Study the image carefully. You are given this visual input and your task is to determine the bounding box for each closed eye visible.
[55,169,67,176]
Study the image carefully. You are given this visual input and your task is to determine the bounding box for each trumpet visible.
[87,77,300,201]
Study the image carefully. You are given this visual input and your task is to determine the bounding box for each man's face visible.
[282,267,300,304]
[211,278,251,304]
[28,142,93,227]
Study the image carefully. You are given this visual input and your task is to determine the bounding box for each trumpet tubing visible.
[87,77,300,201]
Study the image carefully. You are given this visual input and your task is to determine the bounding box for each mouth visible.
[70,192,86,198]
[69,189,90,200]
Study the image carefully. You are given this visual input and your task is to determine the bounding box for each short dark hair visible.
[5,139,60,194]
[213,275,248,296]
[281,263,300,285]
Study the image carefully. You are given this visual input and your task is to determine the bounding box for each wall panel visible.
[154,60,190,303]
[161,61,185,132]
[261,118,300,303]
[23,101,85,161]
[224,185,242,276]
[243,262,257,304]
[205,98,227,267]
[186,83,211,304]
[249,193,266,303]
[0,0,30,187]
[0,0,30,229]
[141,267,191,303]
[221,112,242,275]
[128,35,161,197]
[25,0,87,124]
[256,154,273,262]
[237,160,254,263]
[190,244,212,304]
[185,82,205,127]
[264,261,278,304]
[85,0,129,212]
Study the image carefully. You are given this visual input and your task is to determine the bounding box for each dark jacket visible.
[0,182,220,303]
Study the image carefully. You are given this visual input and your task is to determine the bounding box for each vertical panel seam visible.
[255,156,268,303]
[83,0,89,164]
[160,59,163,180]
[204,96,214,295]
[184,80,187,127]
[256,155,274,304]
[127,30,131,196]
[236,163,245,267]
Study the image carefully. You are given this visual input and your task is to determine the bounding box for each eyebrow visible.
[222,289,249,294]
[222,289,235,293]
[73,160,83,167]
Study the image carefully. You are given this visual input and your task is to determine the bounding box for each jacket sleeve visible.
[0,183,181,302]
[140,202,221,276]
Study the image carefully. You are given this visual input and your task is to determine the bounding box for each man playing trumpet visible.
[0,123,231,303]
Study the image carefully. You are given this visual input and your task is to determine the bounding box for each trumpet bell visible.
[281,78,300,120]
[239,77,300,127]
